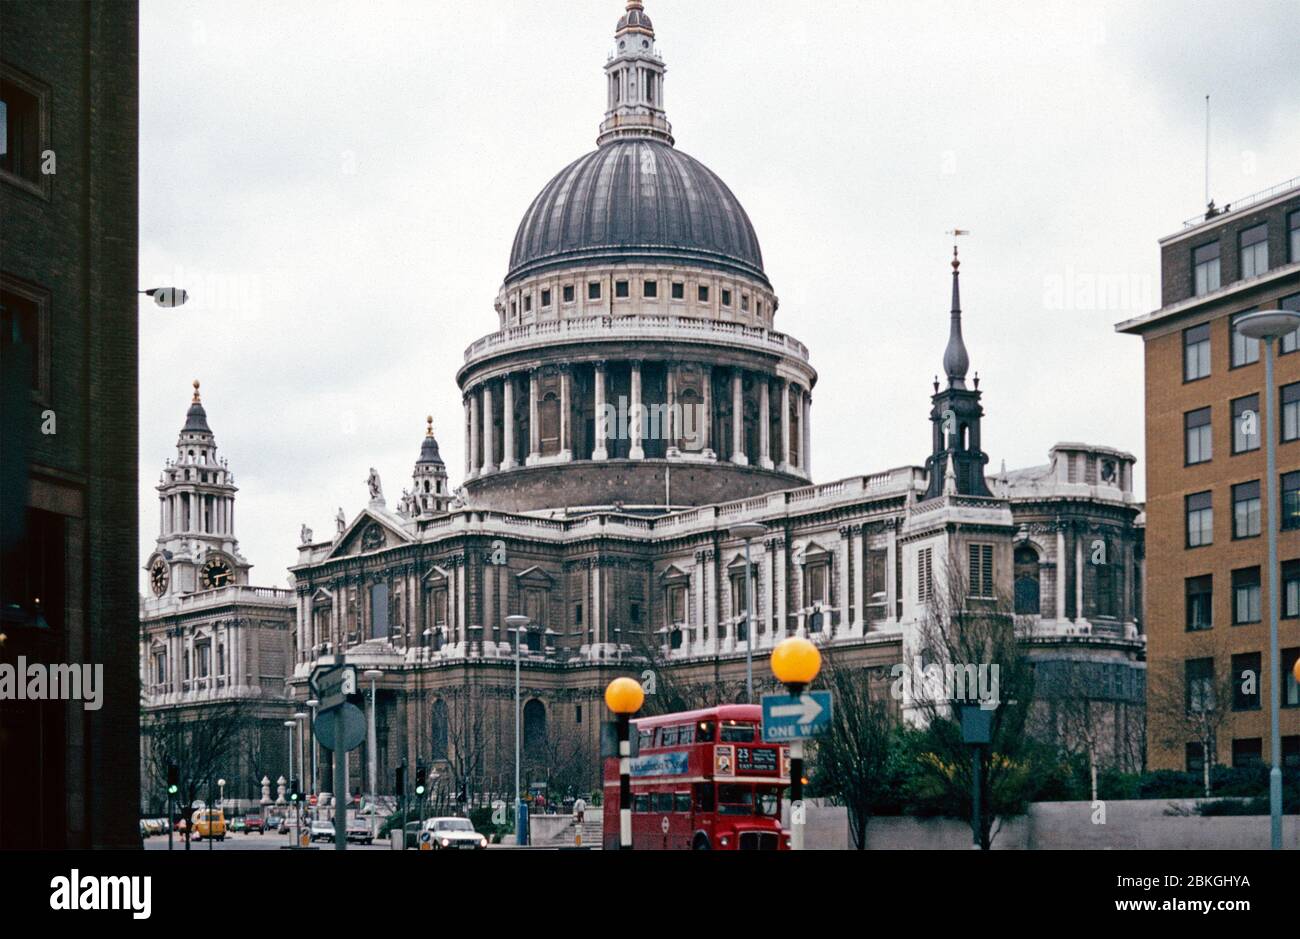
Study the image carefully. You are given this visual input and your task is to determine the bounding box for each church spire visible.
[943,246,970,389]
[597,1,674,147]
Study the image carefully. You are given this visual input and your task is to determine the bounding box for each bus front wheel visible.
[692,834,711,851]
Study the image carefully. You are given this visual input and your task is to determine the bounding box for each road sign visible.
[314,702,365,752]
[761,691,832,742]
[312,665,356,712]
[419,830,433,851]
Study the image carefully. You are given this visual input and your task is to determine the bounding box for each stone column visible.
[665,363,678,450]
[694,554,706,645]
[592,362,609,461]
[763,544,775,637]
[853,526,865,630]
[1055,527,1067,621]
[560,365,574,460]
[758,379,772,469]
[775,538,788,638]
[528,369,541,465]
[500,375,516,470]
[838,530,851,636]
[731,368,747,465]
[629,360,645,460]
[480,382,495,475]
[701,365,713,454]
[885,530,897,622]
[801,389,812,477]
[467,392,480,481]
[1075,528,1086,624]
[779,379,791,472]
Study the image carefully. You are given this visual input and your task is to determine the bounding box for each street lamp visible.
[604,677,645,850]
[770,636,821,851]
[1234,307,1300,852]
[217,777,225,823]
[506,614,530,845]
[730,522,768,704]
[138,286,188,307]
[283,719,297,844]
[363,670,383,838]
[305,697,319,796]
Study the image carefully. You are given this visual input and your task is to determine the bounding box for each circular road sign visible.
[313,702,366,752]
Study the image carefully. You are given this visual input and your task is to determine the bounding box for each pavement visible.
[142,832,393,851]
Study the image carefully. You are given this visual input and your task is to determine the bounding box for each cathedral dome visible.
[505,140,768,288]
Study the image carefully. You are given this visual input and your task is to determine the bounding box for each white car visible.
[423,817,488,850]
[309,819,336,843]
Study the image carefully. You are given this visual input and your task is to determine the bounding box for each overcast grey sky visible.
[137,0,1300,592]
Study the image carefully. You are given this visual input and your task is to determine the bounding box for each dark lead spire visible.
[182,379,213,434]
[943,246,970,389]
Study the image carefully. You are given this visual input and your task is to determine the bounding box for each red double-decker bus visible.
[602,704,790,850]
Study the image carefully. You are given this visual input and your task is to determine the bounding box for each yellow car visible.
[192,808,227,841]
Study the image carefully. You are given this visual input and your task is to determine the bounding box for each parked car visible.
[423,817,488,850]
[309,819,335,843]
[228,817,246,833]
[192,808,226,841]
[244,814,265,834]
[346,819,374,845]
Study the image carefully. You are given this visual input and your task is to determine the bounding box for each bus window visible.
[757,791,780,817]
[660,726,678,747]
[638,729,653,750]
[720,720,757,742]
[653,792,674,813]
[694,783,715,812]
[716,784,756,815]
[676,724,693,744]
[696,721,715,742]
[674,793,692,813]
[634,794,651,813]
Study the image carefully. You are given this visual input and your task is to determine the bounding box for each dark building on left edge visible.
[0,1,141,848]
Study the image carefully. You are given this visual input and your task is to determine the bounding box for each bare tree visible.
[440,685,487,805]
[811,646,899,849]
[1146,637,1238,798]
[909,563,1036,849]
[141,699,253,812]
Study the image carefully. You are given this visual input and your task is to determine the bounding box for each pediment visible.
[327,509,413,559]
[515,565,554,586]
[658,563,690,584]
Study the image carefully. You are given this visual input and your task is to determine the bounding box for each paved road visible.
[143,833,392,851]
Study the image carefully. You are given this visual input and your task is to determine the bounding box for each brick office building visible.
[1118,179,1300,773]
[0,2,141,848]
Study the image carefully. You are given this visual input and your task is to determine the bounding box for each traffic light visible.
[415,765,427,797]
[166,763,179,796]
[395,765,405,797]
[289,778,300,803]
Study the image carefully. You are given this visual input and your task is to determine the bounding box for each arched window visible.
[678,388,702,451]
[523,700,547,758]
[539,392,560,455]
[1014,544,1041,615]
[431,699,448,760]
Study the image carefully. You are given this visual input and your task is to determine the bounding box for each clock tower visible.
[145,381,252,599]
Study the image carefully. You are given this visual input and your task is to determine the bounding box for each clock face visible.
[150,559,169,597]
[200,557,234,590]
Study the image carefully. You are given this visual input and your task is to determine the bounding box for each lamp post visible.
[770,636,821,851]
[604,677,645,850]
[284,719,298,845]
[506,614,530,845]
[1234,307,1300,851]
[730,522,768,704]
[138,286,188,308]
[363,669,382,838]
[305,697,319,796]
[217,777,225,833]
[292,711,309,842]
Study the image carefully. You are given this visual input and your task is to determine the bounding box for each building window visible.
[643,280,657,299]
[1185,407,1212,464]
[574,602,583,625]
[615,280,629,298]
[1290,211,1300,263]
[867,548,889,621]
[1231,395,1260,453]
[968,543,994,599]
[1186,575,1213,631]
[1232,652,1262,711]
[1185,742,1206,774]
[575,705,582,724]
[1183,323,1211,381]
[1232,567,1262,625]
[1232,481,1261,539]
[917,547,933,603]
[1285,561,1300,620]
[1286,736,1300,768]
[563,284,575,303]
[1193,241,1221,296]
[721,288,732,307]
[698,285,709,303]
[588,282,601,300]
[0,278,50,398]
[741,294,750,312]
[1186,658,1214,712]
[1279,294,1300,355]
[804,559,829,610]
[1284,647,1300,707]
[197,642,211,679]
[1238,224,1268,279]
[155,651,167,687]
[1284,383,1300,443]
[540,289,551,308]
[1,69,49,193]
[510,300,517,318]
[671,282,684,300]
[1230,311,1260,368]
[1232,738,1264,768]
[1013,544,1041,615]
[523,294,532,313]
[1186,491,1213,547]
[666,585,686,625]
[1284,471,1300,531]
[629,601,641,626]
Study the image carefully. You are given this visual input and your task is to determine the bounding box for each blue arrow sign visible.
[761,691,832,742]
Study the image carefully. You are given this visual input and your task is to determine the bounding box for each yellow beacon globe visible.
[771,637,822,686]
[605,677,645,715]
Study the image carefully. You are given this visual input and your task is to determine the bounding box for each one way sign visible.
[761,691,832,742]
